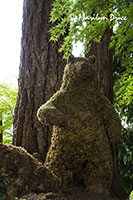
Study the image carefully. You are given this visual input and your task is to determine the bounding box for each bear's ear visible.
[85,55,96,72]
[87,55,96,65]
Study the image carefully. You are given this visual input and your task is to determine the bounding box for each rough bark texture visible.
[13,0,66,161]
[86,28,113,103]
[37,57,122,197]
[0,119,2,143]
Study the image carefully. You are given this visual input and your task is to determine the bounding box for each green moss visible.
[37,57,122,195]
[0,178,8,200]
[0,144,60,199]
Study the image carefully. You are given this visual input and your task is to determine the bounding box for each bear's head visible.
[61,56,99,91]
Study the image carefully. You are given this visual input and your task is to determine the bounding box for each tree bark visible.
[0,110,3,143]
[0,120,3,143]
[86,28,113,103]
[13,0,66,161]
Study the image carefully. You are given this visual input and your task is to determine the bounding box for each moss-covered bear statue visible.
[37,57,121,195]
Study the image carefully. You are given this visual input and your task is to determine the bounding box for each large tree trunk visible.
[86,28,113,103]
[0,120,3,143]
[13,0,66,161]
[0,111,3,143]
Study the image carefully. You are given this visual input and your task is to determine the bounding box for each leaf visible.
[0,83,18,144]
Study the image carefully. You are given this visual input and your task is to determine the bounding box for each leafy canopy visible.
[0,83,18,144]
[50,0,133,59]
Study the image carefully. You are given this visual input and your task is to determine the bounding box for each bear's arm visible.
[103,97,121,145]
[37,104,66,127]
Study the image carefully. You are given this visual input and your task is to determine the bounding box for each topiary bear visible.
[37,57,121,195]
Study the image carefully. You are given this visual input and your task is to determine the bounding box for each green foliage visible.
[113,52,133,194]
[114,65,133,125]
[50,0,133,59]
[116,127,133,194]
[0,83,18,144]
[130,191,133,200]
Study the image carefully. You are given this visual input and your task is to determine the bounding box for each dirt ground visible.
[19,188,121,200]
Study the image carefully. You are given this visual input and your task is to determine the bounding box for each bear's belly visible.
[45,125,112,179]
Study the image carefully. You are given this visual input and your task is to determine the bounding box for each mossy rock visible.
[0,143,60,200]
